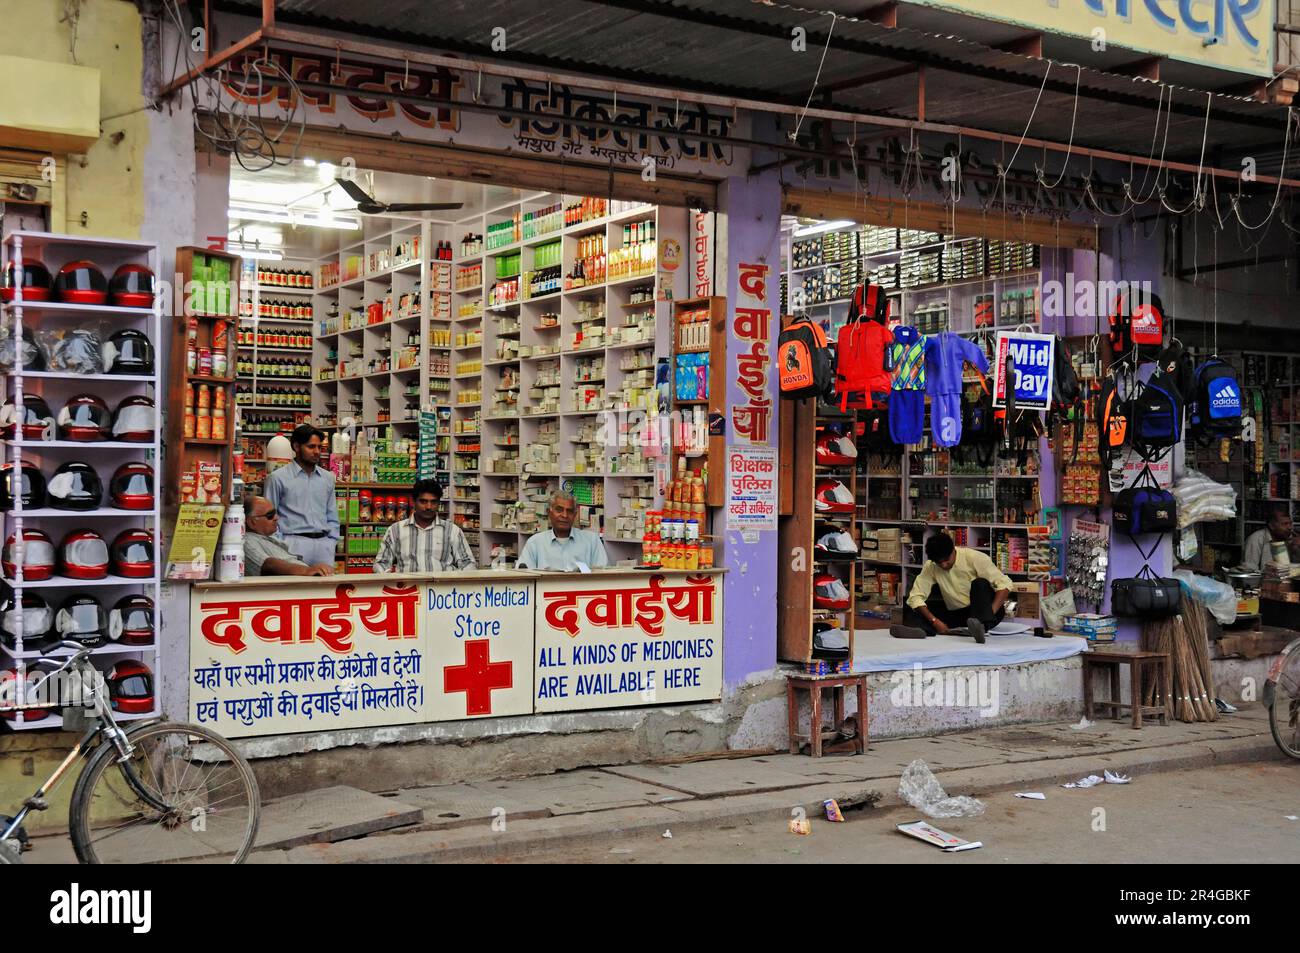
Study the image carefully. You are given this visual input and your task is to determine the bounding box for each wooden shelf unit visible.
[165,246,239,511]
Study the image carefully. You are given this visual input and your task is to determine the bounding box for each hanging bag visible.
[778,317,834,401]
[833,283,891,411]
[1111,565,1183,619]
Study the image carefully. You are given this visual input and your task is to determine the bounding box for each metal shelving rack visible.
[0,231,163,729]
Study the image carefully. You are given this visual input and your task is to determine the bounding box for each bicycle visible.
[0,641,260,864]
[1266,635,1300,761]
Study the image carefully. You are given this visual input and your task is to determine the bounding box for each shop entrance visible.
[777,208,1098,674]
[206,140,706,571]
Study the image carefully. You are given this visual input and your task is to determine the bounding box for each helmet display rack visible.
[0,232,162,730]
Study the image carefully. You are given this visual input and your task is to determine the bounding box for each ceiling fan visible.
[334,177,463,215]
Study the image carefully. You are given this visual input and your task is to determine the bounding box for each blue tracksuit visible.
[925,332,990,447]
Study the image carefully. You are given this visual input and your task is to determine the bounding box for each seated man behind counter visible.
[517,490,608,571]
[892,532,1013,644]
[373,478,475,573]
[243,493,336,577]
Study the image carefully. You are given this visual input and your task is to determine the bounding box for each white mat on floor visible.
[852,627,1088,672]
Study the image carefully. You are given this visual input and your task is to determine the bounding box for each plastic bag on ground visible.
[898,759,985,818]
[1172,569,1238,625]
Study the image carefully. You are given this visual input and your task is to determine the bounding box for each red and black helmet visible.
[1,258,53,303]
[2,530,55,581]
[109,462,153,510]
[47,461,102,511]
[108,264,155,308]
[58,394,111,441]
[109,594,154,646]
[110,529,154,578]
[0,668,48,722]
[52,260,108,305]
[57,529,109,579]
[55,594,107,647]
[106,659,154,714]
[110,395,155,443]
[0,394,54,440]
[103,329,154,375]
[0,593,52,647]
[0,462,47,510]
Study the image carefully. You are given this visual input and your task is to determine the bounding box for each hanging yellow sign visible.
[903,0,1274,77]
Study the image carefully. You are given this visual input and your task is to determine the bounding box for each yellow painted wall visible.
[0,0,146,239]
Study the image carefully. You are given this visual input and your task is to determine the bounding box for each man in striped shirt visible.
[373,479,476,573]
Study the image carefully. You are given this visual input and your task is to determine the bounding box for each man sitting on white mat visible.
[892,532,1014,644]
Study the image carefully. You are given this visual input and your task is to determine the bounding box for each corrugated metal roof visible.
[214,0,1291,165]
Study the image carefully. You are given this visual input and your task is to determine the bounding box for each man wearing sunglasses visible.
[243,493,335,577]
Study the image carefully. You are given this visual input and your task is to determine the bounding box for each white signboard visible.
[534,573,723,712]
[726,445,778,532]
[994,331,1056,411]
[190,581,424,738]
[1109,448,1174,493]
[425,577,534,721]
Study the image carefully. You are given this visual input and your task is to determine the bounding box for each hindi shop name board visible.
[213,37,744,178]
[731,262,774,444]
[726,445,777,532]
[993,331,1056,411]
[534,573,723,713]
[190,581,424,738]
[425,578,534,721]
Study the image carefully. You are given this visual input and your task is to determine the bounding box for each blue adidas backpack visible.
[1188,357,1242,443]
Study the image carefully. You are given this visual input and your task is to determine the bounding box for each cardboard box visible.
[1012,581,1041,620]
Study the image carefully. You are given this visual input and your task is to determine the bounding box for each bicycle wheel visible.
[69,721,260,864]
[1269,690,1300,761]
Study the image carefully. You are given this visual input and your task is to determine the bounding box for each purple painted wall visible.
[718,173,783,688]
[1043,234,1167,641]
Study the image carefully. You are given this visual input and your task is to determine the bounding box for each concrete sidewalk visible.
[20,706,1285,863]
[252,705,1285,863]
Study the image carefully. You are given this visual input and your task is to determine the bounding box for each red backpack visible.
[835,284,892,410]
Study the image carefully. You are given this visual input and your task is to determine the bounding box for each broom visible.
[1181,601,1218,722]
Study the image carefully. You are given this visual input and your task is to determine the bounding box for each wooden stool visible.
[786,673,868,756]
[1082,651,1172,729]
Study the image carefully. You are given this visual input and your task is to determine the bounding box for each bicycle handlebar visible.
[31,641,95,673]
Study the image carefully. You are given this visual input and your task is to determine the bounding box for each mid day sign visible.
[994,331,1056,411]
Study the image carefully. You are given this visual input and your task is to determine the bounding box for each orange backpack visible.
[778,317,834,400]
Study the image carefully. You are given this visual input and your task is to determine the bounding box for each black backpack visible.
[1050,336,1085,462]
[1155,338,1194,403]
[858,407,900,462]
[959,382,998,466]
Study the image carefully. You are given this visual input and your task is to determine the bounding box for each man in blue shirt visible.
[517,490,608,571]
[264,424,339,569]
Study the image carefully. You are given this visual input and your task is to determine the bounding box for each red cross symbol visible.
[443,640,513,716]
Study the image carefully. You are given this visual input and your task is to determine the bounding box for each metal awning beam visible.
[169,16,1300,190]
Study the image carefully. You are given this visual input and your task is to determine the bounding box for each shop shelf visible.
[1,301,157,318]
[0,640,157,660]
[11,573,159,589]
[237,345,313,354]
[3,371,156,382]
[253,285,315,295]
[3,439,156,450]
[11,507,158,518]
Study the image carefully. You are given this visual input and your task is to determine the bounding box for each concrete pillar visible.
[715,172,783,689]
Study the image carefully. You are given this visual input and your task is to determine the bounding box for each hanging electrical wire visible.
[1036,64,1082,191]
[1229,107,1296,231]
[162,0,305,172]
[789,12,838,143]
